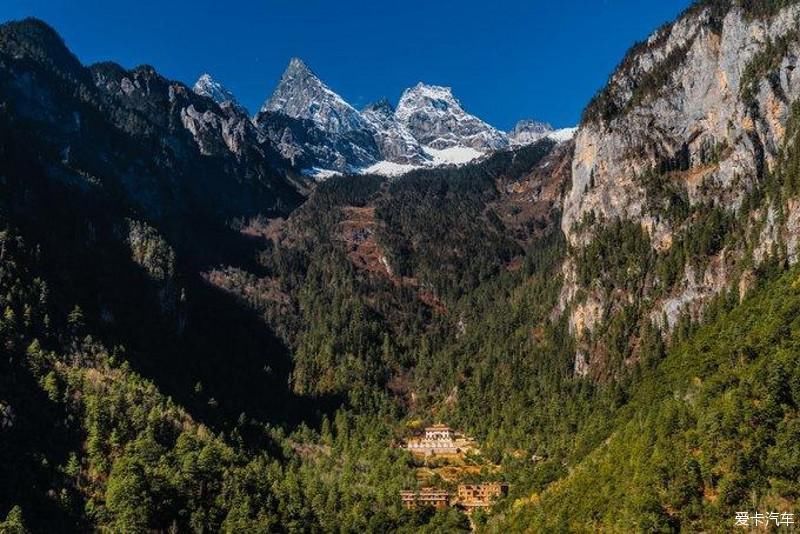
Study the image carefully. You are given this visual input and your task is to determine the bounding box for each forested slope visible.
[491,266,800,532]
[5,2,800,532]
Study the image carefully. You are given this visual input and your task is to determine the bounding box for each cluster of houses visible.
[400,482,508,511]
[400,424,507,511]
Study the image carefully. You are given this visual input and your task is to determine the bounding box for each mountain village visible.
[398,424,508,512]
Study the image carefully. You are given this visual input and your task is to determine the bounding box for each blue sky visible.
[3,0,692,129]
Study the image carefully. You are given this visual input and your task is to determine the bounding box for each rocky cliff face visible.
[93,63,254,161]
[565,4,800,243]
[253,109,379,175]
[360,99,429,164]
[555,2,800,375]
[179,100,253,157]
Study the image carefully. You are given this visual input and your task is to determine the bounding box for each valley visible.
[3,1,800,532]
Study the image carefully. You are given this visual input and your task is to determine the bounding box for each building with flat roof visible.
[403,424,476,456]
[424,424,453,440]
[400,488,451,509]
[456,482,508,509]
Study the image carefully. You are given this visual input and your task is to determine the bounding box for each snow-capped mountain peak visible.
[286,56,308,74]
[395,83,461,121]
[255,58,381,173]
[395,82,508,151]
[255,61,570,178]
[262,57,366,134]
[193,73,240,107]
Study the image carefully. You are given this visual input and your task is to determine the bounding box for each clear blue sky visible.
[3,0,692,129]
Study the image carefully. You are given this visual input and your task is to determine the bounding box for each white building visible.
[405,424,467,455]
[424,424,453,441]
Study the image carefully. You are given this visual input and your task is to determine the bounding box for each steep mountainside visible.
[0,19,301,239]
[5,2,800,532]
[481,1,800,529]
[555,1,800,379]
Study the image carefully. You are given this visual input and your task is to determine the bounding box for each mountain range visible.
[4,1,800,532]
[194,57,574,177]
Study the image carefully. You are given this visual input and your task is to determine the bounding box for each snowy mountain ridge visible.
[194,58,574,178]
[395,82,509,152]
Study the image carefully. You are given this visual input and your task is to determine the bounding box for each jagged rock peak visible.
[193,73,240,107]
[284,56,313,77]
[511,119,553,136]
[509,119,554,146]
[362,98,394,116]
[395,82,508,151]
[261,57,365,133]
[395,83,461,119]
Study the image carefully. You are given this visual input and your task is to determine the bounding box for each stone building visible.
[404,424,475,456]
[456,482,508,509]
[400,488,451,509]
[424,424,453,440]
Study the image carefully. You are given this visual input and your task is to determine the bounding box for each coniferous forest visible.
[4,1,800,532]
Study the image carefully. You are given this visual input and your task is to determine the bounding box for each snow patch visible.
[422,145,484,165]
[301,167,341,181]
[547,127,578,143]
[362,161,421,176]
[360,145,485,177]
